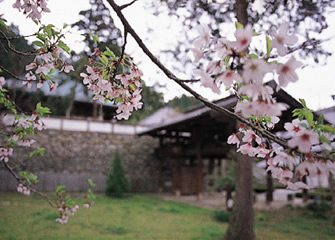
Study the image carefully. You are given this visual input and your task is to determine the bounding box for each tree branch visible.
[107,0,288,145]
[2,161,55,208]
[120,0,138,10]
[107,0,334,161]
[0,30,40,56]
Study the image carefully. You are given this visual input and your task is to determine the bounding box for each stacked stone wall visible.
[0,128,159,192]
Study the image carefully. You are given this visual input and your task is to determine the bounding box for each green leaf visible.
[266,35,272,57]
[58,40,70,54]
[319,124,335,134]
[99,55,109,65]
[128,83,136,91]
[36,33,46,41]
[299,98,307,108]
[248,53,258,59]
[33,41,44,47]
[302,110,314,127]
[320,135,331,145]
[317,114,324,125]
[88,178,96,187]
[55,185,66,194]
[104,47,115,58]
[0,17,8,31]
[235,21,244,29]
[93,33,99,44]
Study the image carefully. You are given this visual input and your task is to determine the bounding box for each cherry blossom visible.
[238,83,273,102]
[229,24,253,52]
[242,129,262,145]
[217,71,242,88]
[242,58,273,84]
[17,183,31,196]
[193,24,212,49]
[0,148,13,162]
[272,23,298,56]
[194,69,221,94]
[227,133,240,147]
[284,118,307,136]
[191,48,204,63]
[0,76,5,89]
[288,129,319,153]
[277,57,303,87]
[272,151,299,170]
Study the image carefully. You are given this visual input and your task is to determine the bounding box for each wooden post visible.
[266,170,273,203]
[194,129,203,200]
[158,137,164,192]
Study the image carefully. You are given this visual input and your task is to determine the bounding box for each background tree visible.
[105,150,129,198]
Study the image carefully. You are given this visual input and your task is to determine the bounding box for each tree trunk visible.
[224,153,255,240]
[224,1,255,239]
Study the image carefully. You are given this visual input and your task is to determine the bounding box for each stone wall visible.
[0,128,159,192]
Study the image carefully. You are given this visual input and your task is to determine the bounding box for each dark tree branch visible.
[120,0,138,10]
[107,0,288,146]
[0,63,34,81]
[0,30,40,56]
[3,161,55,208]
[106,0,334,161]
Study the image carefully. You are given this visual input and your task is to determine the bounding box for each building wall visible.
[0,118,159,193]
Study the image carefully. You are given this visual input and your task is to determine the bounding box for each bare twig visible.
[0,63,34,81]
[0,30,40,56]
[112,26,128,79]
[120,0,138,10]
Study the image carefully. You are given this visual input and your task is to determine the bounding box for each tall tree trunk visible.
[224,1,255,239]
[224,153,255,240]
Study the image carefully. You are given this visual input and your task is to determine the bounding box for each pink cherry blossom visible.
[206,60,225,75]
[237,142,258,157]
[214,37,230,58]
[272,23,298,56]
[217,71,242,88]
[288,129,319,153]
[50,82,58,92]
[242,58,273,84]
[0,76,5,89]
[61,64,75,73]
[227,133,240,147]
[277,57,303,87]
[25,62,37,71]
[229,24,253,52]
[193,24,212,49]
[238,83,273,102]
[194,69,221,94]
[116,73,132,87]
[284,118,307,136]
[25,71,36,81]
[242,129,262,145]
[272,151,299,170]
[22,80,32,88]
[191,48,204,63]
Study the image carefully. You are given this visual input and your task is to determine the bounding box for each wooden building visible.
[139,81,302,197]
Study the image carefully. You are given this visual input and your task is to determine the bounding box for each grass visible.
[0,193,334,240]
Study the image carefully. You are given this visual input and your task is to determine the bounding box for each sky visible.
[0,0,334,111]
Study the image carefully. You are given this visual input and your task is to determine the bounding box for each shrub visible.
[306,201,332,219]
[105,150,129,197]
[213,210,231,223]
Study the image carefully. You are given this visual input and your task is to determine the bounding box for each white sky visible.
[0,0,334,111]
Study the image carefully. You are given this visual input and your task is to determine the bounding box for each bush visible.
[213,210,231,223]
[306,201,332,219]
[105,150,129,197]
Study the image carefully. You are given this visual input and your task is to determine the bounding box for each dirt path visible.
[153,189,305,210]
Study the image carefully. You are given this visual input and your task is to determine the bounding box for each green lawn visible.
[0,193,334,240]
